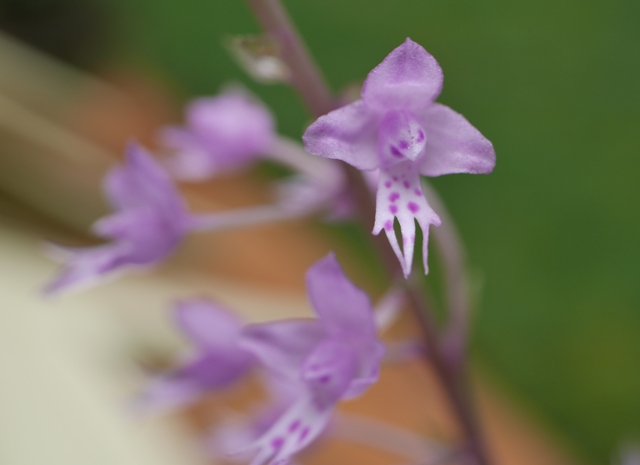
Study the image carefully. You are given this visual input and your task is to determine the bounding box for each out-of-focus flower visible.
[160,90,353,226]
[303,38,495,276]
[133,299,255,414]
[45,142,190,295]
[160,91,275,180]
[238,253,385,465]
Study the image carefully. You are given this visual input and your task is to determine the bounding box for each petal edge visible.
[417,103,495,177]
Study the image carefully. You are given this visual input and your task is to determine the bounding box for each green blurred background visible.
[3,0,639,463]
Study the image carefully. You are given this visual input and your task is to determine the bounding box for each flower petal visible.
[174,299,245,350]
[159,126,220,180]
[305,253,376,338]
[240,320,326,380]
[161,92,274,180]
[362,38,443,113]
[131,369,203,415]
[342,340,385,400]
[373,162,441,277]
[302,100,379,170]
[208,398,290,460]
[104,142,185,214]
[132,350,253,414]
[239,393,333,465]
[301,340,358,409]
[91,208,184,264]
[43,243,132,295]
[417,103,495,177]
[186,92,274,160]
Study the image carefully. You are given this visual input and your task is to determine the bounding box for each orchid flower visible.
[208,285,404,460]
[161,91,276,180]
[161,90,352,226]
[45,142,190,295]
[132,299,255,414]
[303,39,496,276]
[237,253,385,465]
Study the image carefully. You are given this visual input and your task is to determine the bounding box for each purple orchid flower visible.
[45,142,190,295]
[160,90,275,180]
[303,39,496,276]
[133,298,255,414]
[160,89,352,225]
[237,253,385,465]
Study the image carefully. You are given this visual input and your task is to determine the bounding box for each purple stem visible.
[244,1,489,464]
[245,0,335,117]
[421,180,471,371]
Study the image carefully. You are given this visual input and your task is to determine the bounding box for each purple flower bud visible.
[44,142,190,295]
[160,91,275,180]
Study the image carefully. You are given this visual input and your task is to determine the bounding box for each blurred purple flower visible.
[303,38,495,276]
[237,253,385,465]
[161,91,275,180]
[133,299,255,414]
[45,142,190,295]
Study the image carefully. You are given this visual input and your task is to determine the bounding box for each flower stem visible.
[244,1,490,464]
[421,180,471,372]
[245,0,335,117]
[188,205,301,232]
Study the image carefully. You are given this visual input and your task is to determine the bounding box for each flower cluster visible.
[43,36,494,465]
[135,254,386,465]
[45,91,346,295]
[45,39,493,292]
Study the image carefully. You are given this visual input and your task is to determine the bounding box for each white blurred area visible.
[0,212,311,465]
[0,32,311,465]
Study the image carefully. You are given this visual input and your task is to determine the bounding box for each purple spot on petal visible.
[417,130,425,142]
[384,181,392,188]
[390,146,403,158]
[403,181,411,189]
[399,140,409,149]
[414,188,421,196]
[384,220,393,231]
[289,420,301,432]
[392,176,398,181]
[389,192,400,202]
[299,427,310,443]
[389,205,398,214]
[408,202,419,213]
[272,437,284,450]
[319,374,331,383]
